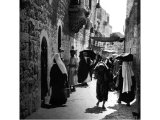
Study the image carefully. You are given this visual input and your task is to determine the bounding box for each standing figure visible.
[105,57,114,91]
[94,62,110,109]
[49,53,68,106]
[117,61,135,106]
[78,52,91,86]
[68,50,78,92]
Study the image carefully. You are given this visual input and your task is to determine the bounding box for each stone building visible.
[125,0,140,112]
[96,8,112,37]
[90,5,112,52]
[70,0,97,56]
[20,0,90,118]
[70,0,113,55]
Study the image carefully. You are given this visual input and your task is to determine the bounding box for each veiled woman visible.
[49,53,68,106]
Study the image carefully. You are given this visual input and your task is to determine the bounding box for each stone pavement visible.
[25,80,137,119]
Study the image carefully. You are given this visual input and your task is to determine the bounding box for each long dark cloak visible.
[95,64,110,102]
[77,58,90,83]
[50,64,67,105]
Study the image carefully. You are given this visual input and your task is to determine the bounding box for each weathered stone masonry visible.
[125,0,140,98]
[20,0,71,118]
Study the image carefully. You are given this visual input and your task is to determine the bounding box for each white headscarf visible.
[54,53,68,75]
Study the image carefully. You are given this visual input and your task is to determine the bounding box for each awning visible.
[91,32,125,42]
[91,37,125,42]
[110,32,124,38]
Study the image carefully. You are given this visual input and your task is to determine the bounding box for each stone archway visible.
[41,37,48,104]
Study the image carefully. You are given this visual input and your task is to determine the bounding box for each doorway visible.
[41,37,48,104]
[58,26,61,52]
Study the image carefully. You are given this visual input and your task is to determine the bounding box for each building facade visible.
[90,6,112,53]
[20,0,90,118]
[125,0,140,111]
[69,0,101,56]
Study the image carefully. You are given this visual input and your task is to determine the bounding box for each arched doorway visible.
[58,26,61,52]
[41,37,48,105]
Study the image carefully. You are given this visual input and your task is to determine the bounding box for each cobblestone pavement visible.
[25,80,137,119]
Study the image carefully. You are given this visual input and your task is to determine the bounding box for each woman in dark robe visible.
[77,52,91,85]
[94,62,110,109]
[116,59,136,106]
[49,53,68,106]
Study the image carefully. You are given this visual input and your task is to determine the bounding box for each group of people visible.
[92,53,136,109]
[48,48,94,107]
[47,49,136,112]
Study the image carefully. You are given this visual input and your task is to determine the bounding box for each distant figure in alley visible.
[78,52,92,86]
[68,49,78,92]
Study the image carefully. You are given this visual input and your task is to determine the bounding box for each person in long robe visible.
[49,53,68,106]
[105,58,114,91]
[68,50,78,91]
[77,52,91,86]
[117,61,136,106]
[113,59,122,90]
[94,62,110,109]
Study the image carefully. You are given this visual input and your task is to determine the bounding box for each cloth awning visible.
[91,37,125,42]
[91,32,125,42]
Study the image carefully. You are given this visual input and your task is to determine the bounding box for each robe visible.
[94,62,110,102]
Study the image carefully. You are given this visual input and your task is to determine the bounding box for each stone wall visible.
[98,8,111,37]
[72,27,88,57]
[126,0,134,18]
[70,0,97,55]
[20,0,70,118]
[125,0,140,92]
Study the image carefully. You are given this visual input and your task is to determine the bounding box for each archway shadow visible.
[85,106,106,114]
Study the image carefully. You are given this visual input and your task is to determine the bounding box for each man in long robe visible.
[68,50,78,91]
[94,62,110,109]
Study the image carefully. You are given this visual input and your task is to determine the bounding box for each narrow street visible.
[26,80,137,119]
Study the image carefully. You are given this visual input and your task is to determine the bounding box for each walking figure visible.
[94,61,110,109]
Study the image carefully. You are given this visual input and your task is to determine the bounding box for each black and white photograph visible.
[5,0,160,119]
[3,0,160,119]
[18,0,141,119]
